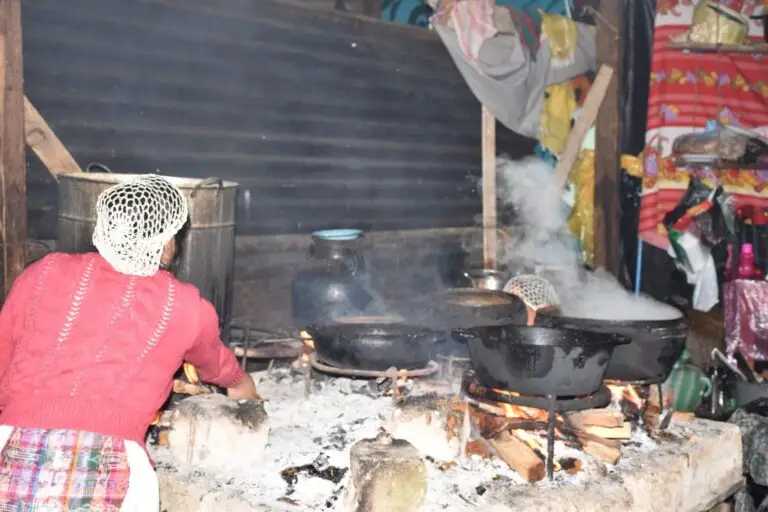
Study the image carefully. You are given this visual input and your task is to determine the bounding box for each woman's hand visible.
[227,374,263,402]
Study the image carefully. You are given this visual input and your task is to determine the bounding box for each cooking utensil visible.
[305,323,441,371]
[711,348,749,382]
[733,352,760,384]
[503,275,560,326]
[538,311,687,383]
[462,268,509,291]
[454,324,630,396]
[406,288,528,329]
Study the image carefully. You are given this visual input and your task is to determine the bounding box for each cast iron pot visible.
[305,323,441,371]
[406,288,528,329]
[537,312,688,383]
[454,325,630,396]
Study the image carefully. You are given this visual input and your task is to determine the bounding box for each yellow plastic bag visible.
[539,82,577,156]
[567,149,595,267]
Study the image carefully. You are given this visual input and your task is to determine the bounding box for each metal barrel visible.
[57,171,238,343]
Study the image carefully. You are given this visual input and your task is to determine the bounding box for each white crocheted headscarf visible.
[93,174,189,277]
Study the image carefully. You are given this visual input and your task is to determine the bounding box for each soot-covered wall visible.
[23,0,534,239]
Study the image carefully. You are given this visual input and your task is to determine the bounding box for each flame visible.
[490,388,549,421]
[607,384,644,409]
[300,331,315,349]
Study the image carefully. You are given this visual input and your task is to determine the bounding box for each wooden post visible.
[0,0,25,298]
[593,0,622,277]
[481,106,497,269]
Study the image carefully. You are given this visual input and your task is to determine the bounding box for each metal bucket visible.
[56,168,238,342]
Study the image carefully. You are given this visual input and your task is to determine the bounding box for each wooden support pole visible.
[481,106,497,269]
[0,0,25,298]
[593,0,622,277]
[24,96,81,178]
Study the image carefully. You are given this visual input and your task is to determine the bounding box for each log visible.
[489,431,545,482]
[23,97,81,178]
[481,105,497,269]
[580,422,631,439]
[576,433,621,449]
[565,408,624,429]
[593,0,623,276]
[0,0,26,298]
[553,64,615,190]
[671,412,695,422]
[580,438,622,464]
[172,380,212,395]
[465,439,493,459]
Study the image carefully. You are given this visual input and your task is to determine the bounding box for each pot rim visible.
[462,325,631,347]
[541,309,685,328]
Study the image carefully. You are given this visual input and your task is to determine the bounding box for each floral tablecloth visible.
[638,0,768,250]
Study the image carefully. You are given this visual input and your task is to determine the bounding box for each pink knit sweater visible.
[0,252,245,445]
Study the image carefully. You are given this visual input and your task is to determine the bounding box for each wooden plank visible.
[580,438,621,464]
[565,408,624,429]
[0,0,25,297]
[592,0,622,276]
[553,64,614,190]
[481,106,497,269]
[23,96,81,178]
[581,422,631,439]
[489,431,545,482]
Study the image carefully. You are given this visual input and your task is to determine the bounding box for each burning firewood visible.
[565,409,624,429]
[671,411,695,422]
[465,439,493,459]
[172,379,212,395]
[579,438,622,465]
[488,431,545,482]
[579,422,631,440]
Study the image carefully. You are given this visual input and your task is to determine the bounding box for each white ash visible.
[151,370,687,511]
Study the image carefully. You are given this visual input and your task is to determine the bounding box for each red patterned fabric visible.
[0,252,244,446]
[639,0,768,249]
[0,428,131,511]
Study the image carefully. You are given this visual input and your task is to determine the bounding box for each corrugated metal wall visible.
[23,0,535,239]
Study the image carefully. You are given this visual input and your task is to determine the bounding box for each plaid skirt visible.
[0,426,158,512]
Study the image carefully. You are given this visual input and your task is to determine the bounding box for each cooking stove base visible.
[460,370,613,480]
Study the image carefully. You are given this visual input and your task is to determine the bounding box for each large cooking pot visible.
[406,288,528,329]
[538,312,688,383]
[454,325,630,396]
[305,322,441,371]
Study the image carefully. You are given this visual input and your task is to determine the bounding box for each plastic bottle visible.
[738,243,756,280]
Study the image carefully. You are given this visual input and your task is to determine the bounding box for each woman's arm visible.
[184,297,261,400]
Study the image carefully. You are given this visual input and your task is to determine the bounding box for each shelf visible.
[667,41,768,54]
[671,157,767,170]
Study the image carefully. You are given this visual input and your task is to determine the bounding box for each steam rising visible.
[496,157,681,322]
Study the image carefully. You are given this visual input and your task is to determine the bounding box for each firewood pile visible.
[430,385,693,484]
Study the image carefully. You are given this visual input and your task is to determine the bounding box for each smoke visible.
[496,156,681,321]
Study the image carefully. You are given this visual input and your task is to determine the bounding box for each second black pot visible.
[306,323,441,371]
[455,325,630,396]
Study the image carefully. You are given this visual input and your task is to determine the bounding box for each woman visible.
[0,174,260,511]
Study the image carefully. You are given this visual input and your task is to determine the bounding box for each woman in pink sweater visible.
[0,175,260,511]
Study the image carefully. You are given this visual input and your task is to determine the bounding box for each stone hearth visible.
[151,368,743,512]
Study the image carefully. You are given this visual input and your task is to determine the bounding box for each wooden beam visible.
[481,106,497,269]
[553,65,614,191]
[0,0,25,297]
[24,96,81,178]
[593,0,623,277]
